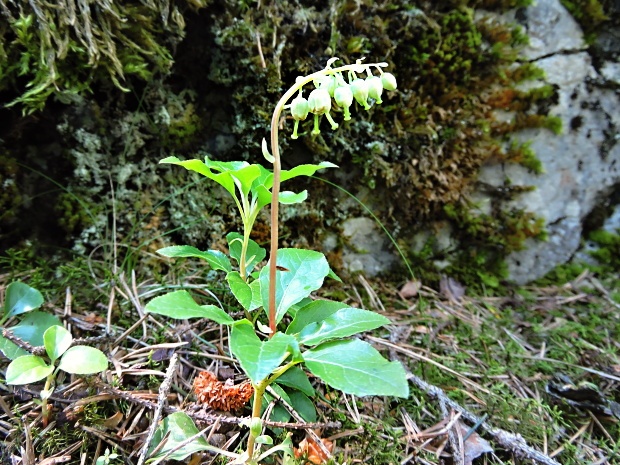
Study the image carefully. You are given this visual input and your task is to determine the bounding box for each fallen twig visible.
[136,352,179,465]
[1,329,112,357]
[372,335,561,465]
[407,373,561,465]
[93,380,342,430]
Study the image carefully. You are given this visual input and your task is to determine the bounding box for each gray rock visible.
[489,1,620,284]
[341,217,396,276]
[518,0,586,59]
[337,0,619,283]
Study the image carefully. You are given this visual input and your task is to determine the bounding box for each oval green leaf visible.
[287,390,317,423]
[259,249,330,323]
[0,336,28,360]
[303,339,409,398]
[157,245,232,273]
[58,346,108,374]
[147,412,213,461]
[145,290,234,324]
[5,282,44,317]
[274,365,315,397]
[278,190,308,204]
[11,311,62,346]
[6,355,53,385]
[249,279,262,311]
[286,300,348,335]
[230,320,300,384]
[226,272,253,310]
[226,232,266,277]
[295,308,389,346]
[43,325,73,363]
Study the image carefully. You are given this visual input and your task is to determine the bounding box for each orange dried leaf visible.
[294,437,334,465]
[193,371,253,411]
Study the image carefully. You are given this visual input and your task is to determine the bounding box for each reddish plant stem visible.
[268,109,282,336]
[267,61,387,335]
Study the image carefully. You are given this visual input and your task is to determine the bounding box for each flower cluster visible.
[288,60,397,139]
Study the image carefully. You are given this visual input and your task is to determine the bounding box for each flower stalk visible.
[267,59,391,335]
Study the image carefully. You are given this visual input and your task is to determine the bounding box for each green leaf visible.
[274,366,315,397]
[230,320,300,384]
[161,157,244,196]
[285,298,314,319]
[58,346,108,374]
[11,311,62,346]
[278,190,308,204]
[6,355,53,384]
[263,384,292,424]
[0,336,28,360]
[4,282,44,318]
[161,156,263,203]
[278,162,338,184]
[147,412,213,462]
[293,308,390,346]
[286,300,348,335]
[157,245,231,273]
[259,249,330,323]
[249,279,262,311]
[255,430,295,463]
[251,162,337,210]
[303,339,409,397]
[327,268,342,282]
[226,232,266,277]
[287,390,317,422]
[252,162,337,210]
[43,325,72,363]
[226,272,253,310]
[145,290,234,324]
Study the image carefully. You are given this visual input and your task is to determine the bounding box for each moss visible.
[443,201,546,290]
[505,141,544,173]
[1,0,560,289]
[508,62,547,82]
[0,154,22,225]
[55,192,96,235]
[0,0,207,113]
[408,9,484,95]
[559,0,609,42]
[536,227,620,287]
[160,93,205,151]
[587,229,620,272]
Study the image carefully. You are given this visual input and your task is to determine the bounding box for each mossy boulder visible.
[1,0,617,290]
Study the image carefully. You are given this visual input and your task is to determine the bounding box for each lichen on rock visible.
[1,0,617,290]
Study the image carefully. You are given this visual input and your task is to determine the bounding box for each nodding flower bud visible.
[308,88,331,115]
[350,78,370,110]
[325,75,338,97]
[366,75,383,104]
[334,85,354,121]
[313,75,331,90]
[381,72,397,91]
[290,95,310,139]
[291,96,309,121]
